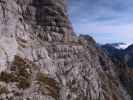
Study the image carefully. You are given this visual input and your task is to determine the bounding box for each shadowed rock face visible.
[102,44,133,99]
[0,0,132,100]
[0,0,73,41]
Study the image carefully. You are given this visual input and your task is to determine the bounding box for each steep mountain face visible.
[102,43,133,68]
[0,0,131,100]
[0,0,75,41]
[102,44,133,98]
[101,43,124,59]
[125,44,133,68]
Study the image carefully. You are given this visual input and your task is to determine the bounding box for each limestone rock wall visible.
[0,0,73,42]
[0,0,131,100]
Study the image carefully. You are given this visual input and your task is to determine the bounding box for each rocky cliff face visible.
[0,0,74,41]
[0,0,131,100]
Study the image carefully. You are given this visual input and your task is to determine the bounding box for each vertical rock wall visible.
[0,0,73,42]
[0,0,131,100]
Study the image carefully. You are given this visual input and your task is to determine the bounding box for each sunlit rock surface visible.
[0,0,131,100]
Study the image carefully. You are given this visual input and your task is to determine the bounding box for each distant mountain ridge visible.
[101,43,133,68]
[101,43,133,98]
[102,42,129,49]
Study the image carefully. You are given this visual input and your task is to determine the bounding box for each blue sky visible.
[68,0,133,45]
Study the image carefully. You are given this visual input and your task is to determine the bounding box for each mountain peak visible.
[103,42,129,49]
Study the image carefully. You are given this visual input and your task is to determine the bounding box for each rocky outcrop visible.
[0,0,131,100]
[0,0,74,42]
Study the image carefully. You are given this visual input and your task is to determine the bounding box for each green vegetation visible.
[0,71,15,83]
[37,72,60,100]
[0,85,8,95]
[0,55,32,89]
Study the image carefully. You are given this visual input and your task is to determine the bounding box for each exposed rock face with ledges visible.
[0,0,73,41]
[0,0,131,100]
